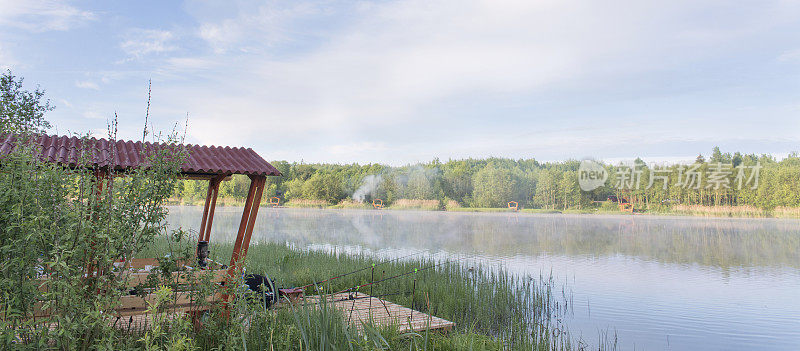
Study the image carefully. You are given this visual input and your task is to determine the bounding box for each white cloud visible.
[75,80,99,90]
[192,0,327,53]
[0,0,94,32]
[777,49,800,62]
[120,29,177,59]
[133,0,800,162]
[0,0,93,70]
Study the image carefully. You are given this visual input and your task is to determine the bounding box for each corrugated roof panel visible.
[0,134,281,177]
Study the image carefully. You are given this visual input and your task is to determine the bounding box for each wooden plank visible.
[34,267,226,290]
[117,292,221,310]
[29,269,226,319]
[116,269,227,288]
[30,292,221,319]
[117,258,203,270]
[122,258,161,269]
[304,293,454,333]
[114,303,215,317]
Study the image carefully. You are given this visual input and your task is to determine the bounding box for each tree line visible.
[173,148,800,211]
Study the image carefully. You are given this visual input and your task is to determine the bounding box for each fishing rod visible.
[329,254,469,297]
[298,249,428,290]
[302,290,409,306]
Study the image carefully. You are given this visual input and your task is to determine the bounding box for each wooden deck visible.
[304,293,454,333]
[99,292,454,334]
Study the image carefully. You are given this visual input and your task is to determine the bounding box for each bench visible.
[30,258,229,330]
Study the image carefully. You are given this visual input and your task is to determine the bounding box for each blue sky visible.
[1,0,799,165]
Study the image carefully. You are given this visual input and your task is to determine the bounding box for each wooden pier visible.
[105,292,455,334]
[305,292,454,333]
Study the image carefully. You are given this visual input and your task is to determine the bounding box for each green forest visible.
[173,149,800,214]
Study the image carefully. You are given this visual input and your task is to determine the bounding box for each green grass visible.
[282,199,329,208]
[328,200,372,209]
[138,239,617,350]
[169,197,800,219]
[519,208,564,214]
[448,207,518,213]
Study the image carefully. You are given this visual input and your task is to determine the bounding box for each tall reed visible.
[138,239,618,350]
[389,199,441,211]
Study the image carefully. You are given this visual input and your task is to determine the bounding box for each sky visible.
[1,0,799,165]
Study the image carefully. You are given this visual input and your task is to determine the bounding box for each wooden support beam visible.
[220,177,261,305]
[227,177,257,275]
[198,175,224,242]
[198,181,214,241]
[93,168,109,208]
[87,168,110,277]
[204,179,221,242]
[226,176,266,275]
[240,176,265,260]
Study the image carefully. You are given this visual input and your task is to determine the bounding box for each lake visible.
[166,206,800,350]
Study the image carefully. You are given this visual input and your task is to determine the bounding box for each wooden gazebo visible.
[1,134,281,323]
[1,134,280,274]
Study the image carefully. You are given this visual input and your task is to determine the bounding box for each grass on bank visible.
[651,204,800,218]
[135,240,614,351]
[170,195,800,218]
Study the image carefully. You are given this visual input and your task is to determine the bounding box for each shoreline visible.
[166,200,800,219]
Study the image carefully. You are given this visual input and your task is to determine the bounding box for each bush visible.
[0,72,186,347]
[598,200,619,212]
[0,133,184,347]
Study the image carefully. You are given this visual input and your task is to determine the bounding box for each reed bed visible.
[389,199,441,211]
[669,204,767,217]
[282,199,329,208]
[444,199,461,210]
[772,206,800,218]
[330,199,372,209]
[449,207,510,213]
[238,242,608,350]
[138,240,616,350]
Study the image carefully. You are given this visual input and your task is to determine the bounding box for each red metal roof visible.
[0,134,281,177]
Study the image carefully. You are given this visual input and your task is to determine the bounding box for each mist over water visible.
[167,206,800,350]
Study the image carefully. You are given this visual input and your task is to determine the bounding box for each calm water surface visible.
[167,206,800,350]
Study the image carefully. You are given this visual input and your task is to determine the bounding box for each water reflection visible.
[167,207,800,269]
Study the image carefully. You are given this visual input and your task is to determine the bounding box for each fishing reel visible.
[196,241,227,270]
[196,241,210,268]
[243,273,280,309]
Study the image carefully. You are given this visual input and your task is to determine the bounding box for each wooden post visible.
[93,168,109,211]
[239,176,265,261]
[86,168,109,278]
[198,180,214,241]
[227,175,265,276]
[228,179,256,274]
[223,176,265,305]
[198,176,224,242]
